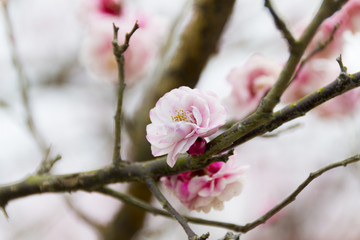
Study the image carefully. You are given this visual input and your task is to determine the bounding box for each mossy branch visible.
[1,68,360,212]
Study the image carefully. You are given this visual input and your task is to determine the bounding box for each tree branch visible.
[264,0,296,49]
[1,68,360,208]
[259,0,348,113]
[144,177,199,240]
[111,22,139,165]
[238,154,360,232]
[1,1,48,154]
[292,23,339,81]
[223,67,360,151]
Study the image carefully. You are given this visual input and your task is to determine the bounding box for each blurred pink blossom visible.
[224,54,281,120]
[161,156,248,213]
[146,87,227,167]
[341,0,360,33]
[283,58,360,117]
[78,1,165,85]
[302,0,360,58]
[78,0,123,21]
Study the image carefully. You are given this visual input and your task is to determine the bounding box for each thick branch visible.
[224,69,360,150]
[1,70,360,207]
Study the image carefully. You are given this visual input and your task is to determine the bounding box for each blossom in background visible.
[146,87,227,167]
[78,0,123,20]
[162,155,248,213]
[302,0,360,58]
[283,58,360,117]
[78,0,165,85]
[224,54,281,120]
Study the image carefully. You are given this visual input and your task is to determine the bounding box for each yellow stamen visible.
[171,110,190,122]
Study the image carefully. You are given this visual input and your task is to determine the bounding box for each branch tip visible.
[1,206,9,219]
[336,55,347,73]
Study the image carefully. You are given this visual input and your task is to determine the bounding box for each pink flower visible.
[224,54,281,119]
[340,0,360,33]
[78,0,123,20]
[161,156,248,213]
[301,0,360,58]
[283,58,360,117]
[146,87,227,167]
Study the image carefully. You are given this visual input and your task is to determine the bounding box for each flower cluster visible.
[161,156,248,213]
[224,54,281,120]
[78,0,165,85]
[146,86,227,167]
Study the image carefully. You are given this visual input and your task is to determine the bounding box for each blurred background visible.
[1,0,360,239]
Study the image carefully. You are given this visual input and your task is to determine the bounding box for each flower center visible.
[171,110,194,123]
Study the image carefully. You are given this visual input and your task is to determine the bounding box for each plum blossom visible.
[301,0,360,58]
[146,87,227,167]
[283,58,360,117]
[224,54,281,119]
[78,0,165,85]
[161,155,248,213]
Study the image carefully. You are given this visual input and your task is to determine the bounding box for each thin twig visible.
[1,1,61,175]
[292,24,339,82]
[1,206,9,219]
[112,22,139,165]
[37,151,62,175]
[144,177,200,240]
[1,1,47,153]
[239,154,360,232]
[264,0,296,49]
[336,54,347,73]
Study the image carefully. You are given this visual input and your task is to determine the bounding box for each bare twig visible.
[1,1,47,153]
[37,150,62,175]
[264,0,296,49]
[336,54,347,73]
[292,24,339,81]
[1,206,9,219]
[111,22,139,165]
[239,154,360,232]
[144,177,200,240]
[1,1,61,175]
